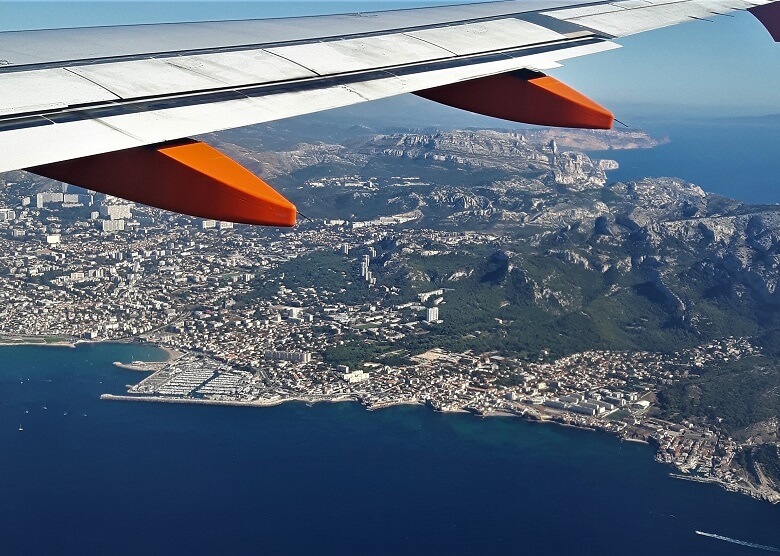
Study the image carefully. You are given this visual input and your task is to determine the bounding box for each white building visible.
[287,307,302,319]
[36,192,64,207]
[63,193,93,206]
[100,204,132,220]
[426,307,439,322]
[343,369,369,384]
[419,289,444,303]
[264,350,311,363]
[101,219,125,232]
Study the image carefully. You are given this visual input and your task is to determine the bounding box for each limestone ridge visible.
[205,128,780,314]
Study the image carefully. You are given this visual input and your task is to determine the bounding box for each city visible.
[2,174,777,503]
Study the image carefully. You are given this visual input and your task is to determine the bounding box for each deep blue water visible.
[2,343,780,555]
[602,119,780,205]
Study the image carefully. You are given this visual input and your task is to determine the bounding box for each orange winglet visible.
[415,70,614,130]
[29,139,297,227]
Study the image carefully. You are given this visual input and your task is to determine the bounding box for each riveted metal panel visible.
[543,3,627,19]
[0,68,119,116]
[406,18,566,56]
[544,0,764,37]
[0,0,609,69]
[0,118,144,172]
[266,33,454,76]
[68,59,227,99]
[569,1,718,36]
[160,50,317,87]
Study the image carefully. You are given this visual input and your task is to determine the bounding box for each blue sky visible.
[1,1,777,117]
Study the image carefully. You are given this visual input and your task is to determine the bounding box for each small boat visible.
[18,424,23,431]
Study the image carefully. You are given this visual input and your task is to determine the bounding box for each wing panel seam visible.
[0,2,617,74]
[0,37,611,132]
[62,67,123,101]
[400,33,459,56]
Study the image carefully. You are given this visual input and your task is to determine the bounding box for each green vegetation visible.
[323,341,406,368]
[658,357,780,433]
[250,232,780,370]
[605,410,631,421]
[735,444,780,485]
[245,250,381,306]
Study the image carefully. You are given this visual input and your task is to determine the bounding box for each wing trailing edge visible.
[29,140,297,227]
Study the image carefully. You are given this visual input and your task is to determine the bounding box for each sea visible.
[2,343,780,555]
[602,118,780,205]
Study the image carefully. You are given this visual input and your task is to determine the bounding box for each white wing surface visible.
[0,0,776,226]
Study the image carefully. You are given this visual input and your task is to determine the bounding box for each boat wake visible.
[695,531,780,552]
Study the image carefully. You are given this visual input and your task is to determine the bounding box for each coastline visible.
[0,335,183,368]
[100,393,357,409]
[0,337,77,348]
[100,369,780,506]
[113,361,161,372]
[4,339,776,505]
[623,437,650,445]
[159,346,185,361]
[112,345,184,372]
[6,338,780,553]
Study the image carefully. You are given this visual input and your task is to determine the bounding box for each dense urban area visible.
[2,126,779,504]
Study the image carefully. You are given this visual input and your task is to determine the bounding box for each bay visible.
[2,343,780,555]
[601,119,780,205]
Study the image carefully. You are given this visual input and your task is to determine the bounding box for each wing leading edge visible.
[0,0,777,226]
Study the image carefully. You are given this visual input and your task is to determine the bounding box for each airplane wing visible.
[0,0,777,226]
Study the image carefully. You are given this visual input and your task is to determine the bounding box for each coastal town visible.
[2,131,779,505]
[105,335,777,503]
